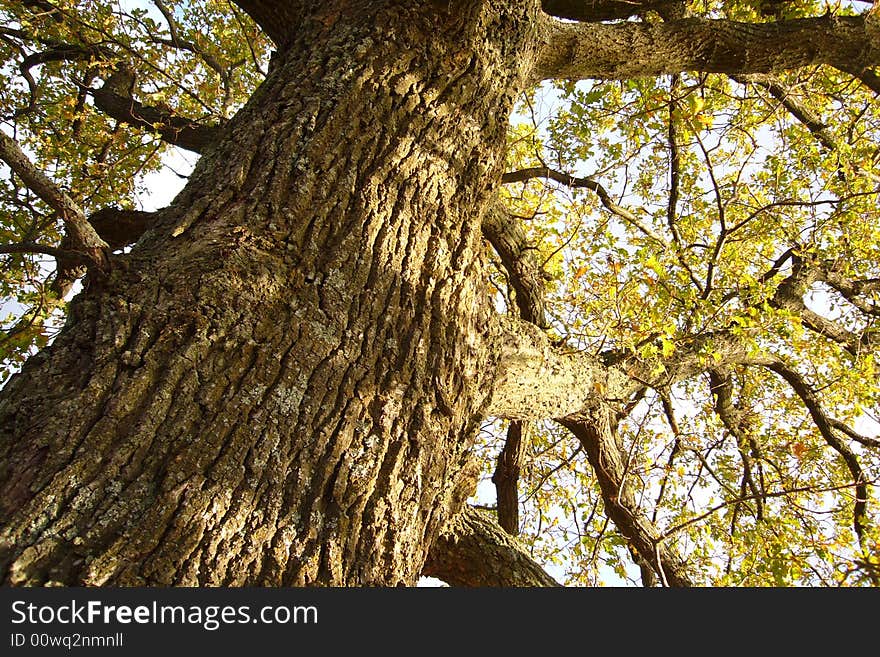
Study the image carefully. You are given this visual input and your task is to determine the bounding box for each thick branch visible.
[847,67,880,95]
[540,0,684,22]
[820,269,880,317]
[482,199,552,540]
[91,85,223,154]
[489,317,775,421]
[0,131,108,272]
[771,261,880,356]
[561,414,694,586]
[1,132,84,226]
[423,506,560,586]
[488,316,629,421]
[87,207,156,250]
[492,421,526,535]
[535,14,879,84]
[482,204,548,327]
[1,208,154,264]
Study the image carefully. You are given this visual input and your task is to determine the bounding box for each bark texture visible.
[423,506,559,586]
[492,421,526,535]
[535,14,880,82]
[4,0,870,589]
[0,0,542,586]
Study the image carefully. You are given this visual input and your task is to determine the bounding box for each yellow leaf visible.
[645,256,664,277]
[694,113,713,129]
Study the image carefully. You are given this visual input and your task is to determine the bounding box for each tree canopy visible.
[1,0,879,586]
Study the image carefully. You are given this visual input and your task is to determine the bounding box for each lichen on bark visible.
[0,0,544,586]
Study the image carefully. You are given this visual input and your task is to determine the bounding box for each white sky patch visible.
[134,146,197,211]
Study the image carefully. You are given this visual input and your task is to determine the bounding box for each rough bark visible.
[0,0,543,586]
[487,316,629,420]
[4,0,875,589]
[540,0,684,22]
[423,506,559,586]
[486,316,775,423]
[535,14,880,82]
[492,421,526,535]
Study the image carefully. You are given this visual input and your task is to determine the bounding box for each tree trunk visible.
[0,1,541,586]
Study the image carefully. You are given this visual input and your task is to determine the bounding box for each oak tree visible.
[1,0,878,586]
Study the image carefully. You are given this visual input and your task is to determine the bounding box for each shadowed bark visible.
[423,506,559,586]
[541,0,685,22]
[91,85,224,154]
[0,0,542,586]
[493,421,526,535]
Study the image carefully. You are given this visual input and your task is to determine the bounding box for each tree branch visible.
[839,65,880,95]
[733,73,838,151]
[492,421,526,536]
[0,208,154,260]
[91,81,223,154]
[152,0,238,112]
[501,166,664,242]
[152,0,225,76]
[828,418,880,450]
[534,14,880,86]
[502,165,710,292]
[482,204,548,327]
[487,315,627,421]
[820,268,880,317]
[0,242,88,262]
[560,413,694,586]
[763,361,870,541]
[0,131,108,274]
[732,74,880,184]
[489,316,777,422]
[87,206,156,250]
[540,0,685,22]
[770,259,880,356]
[708,369,765,520]
[667,75,683,247]
[423,506,560,586]
[482,198,553,540]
